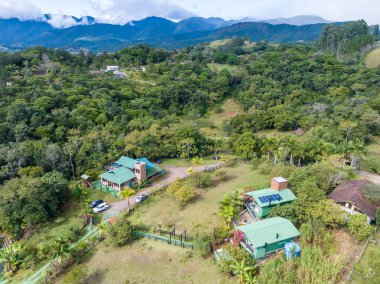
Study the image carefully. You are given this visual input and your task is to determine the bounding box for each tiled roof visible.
[328,180,377,220]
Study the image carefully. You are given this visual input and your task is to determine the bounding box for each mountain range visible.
[0,15,332,51]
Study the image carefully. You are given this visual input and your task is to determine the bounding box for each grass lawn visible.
[26,188,117,246]
[351,229,380,284]
[76,239,234,284]
[5,188,118,284]
[199,99,244,138]
[367,136,380,159]
[365,47,380,68]
[53,164,266,284]
[160,157,217,167]
[129,164,269,234]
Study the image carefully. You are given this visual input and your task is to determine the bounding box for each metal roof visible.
[116,156,138,169]
[237,217,300,248]
[81,174,90,180]
[244,188,296,207]
[100,166,135,184]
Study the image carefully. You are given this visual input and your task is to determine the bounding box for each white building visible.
[106,66,119,72]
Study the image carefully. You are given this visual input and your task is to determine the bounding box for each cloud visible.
[89,0,195,24]
[47,14,81,29]
[0,0,43,20]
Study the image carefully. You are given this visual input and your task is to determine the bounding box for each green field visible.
[129,164,269,233]
[77,239,233,284]
[207,63,241,72]
[6,188,118,284]
[199,99,244,138]
[160,158,217,167]
[365,47,380,68]
[367,136,380,159]
[75,164,268,283]
[351,229,380,284]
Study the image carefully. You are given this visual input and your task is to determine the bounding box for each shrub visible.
[190,172,213,188]
[193,234,211,258]
[348,214,373,241]
[219,244,255,275]
[167,180,197,206]
[362,157,380,174]
[258,161,272,175]
[105,217,136,247]
[215,169,227,181]
[173,185,196,206]
[62,264,88,284]
[361,184,380,206]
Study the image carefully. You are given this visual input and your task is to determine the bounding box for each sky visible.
[0,0,379,27]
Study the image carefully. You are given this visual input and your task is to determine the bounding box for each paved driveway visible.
[106,164,220,217]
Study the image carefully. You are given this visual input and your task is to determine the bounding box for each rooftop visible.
[328,180,377,219]
[100,166,135,184]
[237,217,300,248]
[244,188,296,207]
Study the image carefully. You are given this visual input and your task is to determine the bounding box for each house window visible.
[136,169,140,174]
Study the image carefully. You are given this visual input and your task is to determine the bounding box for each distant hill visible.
[0,16,331,51]
[261,15,331,26]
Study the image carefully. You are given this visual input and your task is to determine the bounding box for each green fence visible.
[135,231,194,249]
[92,180,121,198]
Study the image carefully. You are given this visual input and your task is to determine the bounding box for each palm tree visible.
[287,136,297,165]
[97,222,108,239]
[261,137,274,161]
[349,139,366,170]
[218,192,242,228]
[0,244,24,274]
[50,237,72,262]
[120,188,136,212]
[269,138,281,164]
[230,259,255,283]
[308,140,334,163]
[293,141,306,166]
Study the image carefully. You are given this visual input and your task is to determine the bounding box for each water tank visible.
[284,242,301,261]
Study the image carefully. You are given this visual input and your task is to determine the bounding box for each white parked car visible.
[93,202,110,213]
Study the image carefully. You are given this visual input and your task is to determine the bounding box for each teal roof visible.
[116,156,138,169]
[100,166,135,184]
[237,217,300,248]
[244,188,296,207]
[138,157,164,178]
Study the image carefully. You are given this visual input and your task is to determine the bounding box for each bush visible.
[173,185,196,206]
[193,234,211,258]
[361,184,380,206]
[62,264,88,284]
[362,157,380,174]
[348,214,373,241]
[258,162,272,175]
[105,217,136,247]
[219,244,255,275]
[190,172,213,188]
[215,169,227,181]
[167,180,196,206]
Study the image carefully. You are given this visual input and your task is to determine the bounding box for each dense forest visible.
[0,21,379,240]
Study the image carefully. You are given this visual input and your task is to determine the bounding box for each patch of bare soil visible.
[333,229,363,281]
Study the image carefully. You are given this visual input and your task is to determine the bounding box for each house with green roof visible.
[235,217,300,259]
[100,156,164,192]
[242,177,296,219]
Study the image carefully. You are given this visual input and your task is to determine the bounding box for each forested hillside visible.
[0,22,379,239]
